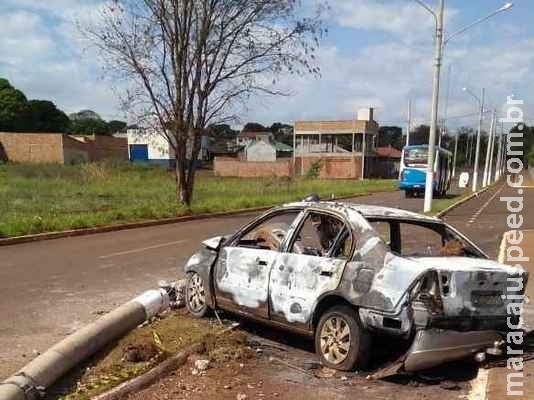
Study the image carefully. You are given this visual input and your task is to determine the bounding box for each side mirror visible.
[202,236,225,250]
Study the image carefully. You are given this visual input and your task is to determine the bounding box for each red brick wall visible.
[90,136,128,161]
[214,157,292,177]
[295,156,362,179]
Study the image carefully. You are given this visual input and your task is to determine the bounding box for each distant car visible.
[183,199,528,374]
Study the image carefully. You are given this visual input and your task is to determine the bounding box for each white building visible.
[244,140,277,162]
[126,128,209,166]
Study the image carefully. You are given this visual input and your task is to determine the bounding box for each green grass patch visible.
[430,192,471,215]
[0,161,396,237]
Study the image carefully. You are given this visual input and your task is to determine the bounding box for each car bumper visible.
[403,329,503,372]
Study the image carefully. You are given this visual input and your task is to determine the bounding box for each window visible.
[370,221,391,246]
[236,211,300,251]
[400,223,444,257]
[290,212,351,258]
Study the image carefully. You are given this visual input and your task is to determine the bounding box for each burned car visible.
[183,200,528,373]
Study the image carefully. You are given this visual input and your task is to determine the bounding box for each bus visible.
[399,145,453,198]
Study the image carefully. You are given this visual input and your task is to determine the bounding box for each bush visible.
[305,159,323,179]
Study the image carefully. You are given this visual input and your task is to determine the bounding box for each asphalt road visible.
[0,189,430,378]
[1,174,532,380]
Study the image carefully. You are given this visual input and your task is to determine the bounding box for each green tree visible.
[378,126,403,149]
[107,120,127,134]
[27,100,70,132]
[69,118,110,135]
[207,124,238,138]
[0,78,28,131]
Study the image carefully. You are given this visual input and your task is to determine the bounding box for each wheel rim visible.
[187,273,206,313]
[319,316,351,365]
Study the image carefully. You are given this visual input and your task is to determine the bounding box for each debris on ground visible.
[159,279,186,309]
[122,342,159,363]
[54,310,223,400]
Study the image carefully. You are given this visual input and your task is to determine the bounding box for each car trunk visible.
[407,256,527,330]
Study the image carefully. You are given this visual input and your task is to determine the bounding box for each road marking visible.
[99,240,187,259]
[468,186,504,225]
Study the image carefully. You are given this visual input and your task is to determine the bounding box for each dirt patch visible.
[56,310,224,400]
[125,327,476,400]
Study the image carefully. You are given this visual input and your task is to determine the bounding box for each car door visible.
[213,209,302,319]
[269,210,353,327]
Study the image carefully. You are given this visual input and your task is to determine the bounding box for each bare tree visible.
[85,0,324,205]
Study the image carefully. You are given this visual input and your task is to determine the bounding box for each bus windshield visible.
[404,148,428,167]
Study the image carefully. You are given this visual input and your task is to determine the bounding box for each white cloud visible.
[0,0,532,130]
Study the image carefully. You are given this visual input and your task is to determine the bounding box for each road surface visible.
[0,189,428,378]
[1,176,533,386]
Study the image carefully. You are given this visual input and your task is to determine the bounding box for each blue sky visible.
[1,0,533,132]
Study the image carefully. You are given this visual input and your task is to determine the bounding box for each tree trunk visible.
[174,145,189,206]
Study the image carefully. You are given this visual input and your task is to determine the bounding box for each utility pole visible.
[494,121,503,181]
[406,99,412,146]
[464,87,485,192]
[488,111,497,185]
[483,109,495,187]
[413,1,513,205]
[421,0,444,213]
[452,129,459,177]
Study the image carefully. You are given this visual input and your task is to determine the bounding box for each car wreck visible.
[182,199,528,375]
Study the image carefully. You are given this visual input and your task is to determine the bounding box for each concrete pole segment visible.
[0,289,169,400]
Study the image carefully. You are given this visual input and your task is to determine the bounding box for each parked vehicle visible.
[399,145,452,198]
[183,199,527,374]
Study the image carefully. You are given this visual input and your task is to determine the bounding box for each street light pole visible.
[413,0,514,210]
[406,99,412,147]
[483,109,495,187]
[494,123,502,182]
[487,111,497,185]
[463,87,485,192]
[422,0,444,213]
[452,129,459,177]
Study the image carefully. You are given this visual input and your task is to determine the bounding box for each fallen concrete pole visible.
[0,289,169,400]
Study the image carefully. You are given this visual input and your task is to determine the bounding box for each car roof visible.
[282,201,441,223]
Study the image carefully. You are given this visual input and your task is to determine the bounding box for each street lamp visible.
[482,109,496,187]
[413,0,514,212]
[462,87,485,192]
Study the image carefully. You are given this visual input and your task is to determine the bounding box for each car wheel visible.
[405,190,413,198]
[185,272,208,318]
[315,305,371,371]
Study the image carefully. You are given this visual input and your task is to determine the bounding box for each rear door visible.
[213,209,302,319]
[269,211,353,326]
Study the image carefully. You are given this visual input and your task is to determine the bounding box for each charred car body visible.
[183,200,528,373]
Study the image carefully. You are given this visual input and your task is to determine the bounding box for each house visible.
[368,145,402,179]
[126,128,210,167]
[293,108,379,179]
[243,140,276,162]
[236,129,273,146]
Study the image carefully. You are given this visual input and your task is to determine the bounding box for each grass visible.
[430,193,470,215]
[0,161,397,237]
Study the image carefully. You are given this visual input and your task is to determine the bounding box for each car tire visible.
[314,305,371,371]
[405,190,413,198]
[185,272,209,318]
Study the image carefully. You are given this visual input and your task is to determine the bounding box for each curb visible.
[435,185,493,218]
[0,190,394,247]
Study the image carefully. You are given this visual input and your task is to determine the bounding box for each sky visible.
[1,0,533,132]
